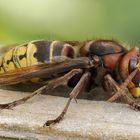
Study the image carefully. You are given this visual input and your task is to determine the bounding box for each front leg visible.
[104,68,140,110]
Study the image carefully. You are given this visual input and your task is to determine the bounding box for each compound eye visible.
[128,57,138,73]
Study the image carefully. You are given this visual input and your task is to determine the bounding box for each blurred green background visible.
[0,0,140,46]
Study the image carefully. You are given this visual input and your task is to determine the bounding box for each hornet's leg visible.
[104,68,140,110]
[44,72,91,126]
[0,69,82,110]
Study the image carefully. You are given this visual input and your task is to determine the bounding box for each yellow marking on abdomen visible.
[26,41,38,66]
[49,41,60,63]
[0,56,4,74]
[26,41,40,82]
[2,49,16,72]
[13,44,27,68]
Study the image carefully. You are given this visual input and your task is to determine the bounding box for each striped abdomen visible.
[0,40,76,74]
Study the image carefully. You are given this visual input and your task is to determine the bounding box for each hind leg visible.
[0,69,82,109]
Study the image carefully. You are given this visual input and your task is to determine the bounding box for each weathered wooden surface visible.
[0,87,140,140]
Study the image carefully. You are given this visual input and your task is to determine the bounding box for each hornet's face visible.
[119,47,140,97]
[128,57,140,97]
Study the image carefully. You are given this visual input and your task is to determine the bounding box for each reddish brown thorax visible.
[102,53,124,71]
[79,40,127,71]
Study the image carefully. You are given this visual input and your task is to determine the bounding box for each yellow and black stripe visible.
[0,40,76,75]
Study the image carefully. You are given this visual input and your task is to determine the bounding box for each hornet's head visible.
[119,47,140,97]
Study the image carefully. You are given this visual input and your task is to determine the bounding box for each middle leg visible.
[44,71,91,126]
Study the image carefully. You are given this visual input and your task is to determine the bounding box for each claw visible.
[74,98,78,103]
[0,104,12,110]
[43,116,62,127]
[131,102,140,110]
[43,120,55,127]
[0,101,19,110]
